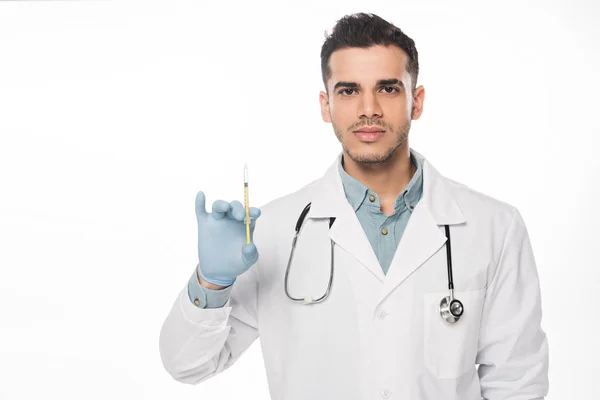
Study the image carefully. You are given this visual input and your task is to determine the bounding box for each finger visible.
[228,200,246,222]
[249,207,261,219]
[248,207,261,226]
[195,191,207,218]
[212,200,231,219]
[241,243,259,267]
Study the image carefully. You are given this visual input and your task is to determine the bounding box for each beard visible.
[332,117,412,165]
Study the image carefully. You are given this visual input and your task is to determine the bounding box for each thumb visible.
[195,191,207,218]
[241,243,259,267]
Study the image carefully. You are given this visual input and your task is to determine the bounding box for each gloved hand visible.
[195,190,262,286]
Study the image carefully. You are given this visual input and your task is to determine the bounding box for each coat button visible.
[377,310,387,320]
[369,195,375,202]
[193,298,201,307]
[381,389,391,398]
[381,228,388,235]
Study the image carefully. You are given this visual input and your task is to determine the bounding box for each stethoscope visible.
[284,202,465,324]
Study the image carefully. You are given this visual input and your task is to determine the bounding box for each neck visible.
[342,145,415,199]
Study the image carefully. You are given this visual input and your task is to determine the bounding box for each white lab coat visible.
[159,149,549,400]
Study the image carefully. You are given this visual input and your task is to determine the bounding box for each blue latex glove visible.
[195,191,262,286]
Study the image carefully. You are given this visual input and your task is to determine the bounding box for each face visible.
[319,44,425,165]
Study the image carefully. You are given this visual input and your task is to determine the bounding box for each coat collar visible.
[308,147,465,225]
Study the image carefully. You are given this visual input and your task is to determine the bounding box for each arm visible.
[159,261,260,384]
[477,208,549,399]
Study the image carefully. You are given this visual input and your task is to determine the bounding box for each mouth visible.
[353,127,385,142]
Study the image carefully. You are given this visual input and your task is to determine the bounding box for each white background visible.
[1,0,599,399]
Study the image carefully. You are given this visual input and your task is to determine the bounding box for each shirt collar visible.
[338,148,424,213]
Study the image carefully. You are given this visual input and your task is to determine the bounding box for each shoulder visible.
[442,175,524,234]
[252,177,321,244]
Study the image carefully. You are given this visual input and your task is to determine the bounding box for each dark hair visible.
[320,13,419,95]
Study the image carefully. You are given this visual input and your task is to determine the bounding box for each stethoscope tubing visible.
[284,202,463,323]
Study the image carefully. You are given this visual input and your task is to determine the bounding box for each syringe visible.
[244,161,251,244]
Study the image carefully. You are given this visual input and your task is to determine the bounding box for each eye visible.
[382,86,399,93]
[338,88,356,96]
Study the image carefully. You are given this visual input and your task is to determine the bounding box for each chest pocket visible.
[423,288,486,379]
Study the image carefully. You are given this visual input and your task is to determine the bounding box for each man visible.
[159,12,549,400]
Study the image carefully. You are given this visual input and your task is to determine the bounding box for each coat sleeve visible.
[476,208,549,399]
[158,261,260,384]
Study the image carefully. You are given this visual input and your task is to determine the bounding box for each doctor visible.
[159,12,549,400]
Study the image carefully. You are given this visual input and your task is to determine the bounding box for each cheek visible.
[330,105,353,127]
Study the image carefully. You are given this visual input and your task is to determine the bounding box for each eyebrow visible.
[333,78,405,91]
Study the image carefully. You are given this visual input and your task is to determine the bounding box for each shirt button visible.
[377,310,387,319]
[369,195,375,202]
[193,298,201,307]
[381,227,388,235]
[409,203,414,209]
[381,389,391,399]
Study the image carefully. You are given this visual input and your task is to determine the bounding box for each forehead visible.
[328,44,410,86]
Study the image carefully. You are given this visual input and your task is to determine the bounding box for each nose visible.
[357,91,383,119]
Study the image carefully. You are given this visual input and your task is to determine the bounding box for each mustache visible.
[351,121,388,130]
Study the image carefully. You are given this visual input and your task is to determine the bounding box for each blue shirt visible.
[188,149,424,308]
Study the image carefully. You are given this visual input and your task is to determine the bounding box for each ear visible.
[411,85,425,120]
[319,91,331,123]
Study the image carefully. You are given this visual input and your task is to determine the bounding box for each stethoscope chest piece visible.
[439,295,464,324]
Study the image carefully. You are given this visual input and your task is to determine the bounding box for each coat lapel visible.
[307,153,386,282]
[381,149,467,302]
[307,149,466,299]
